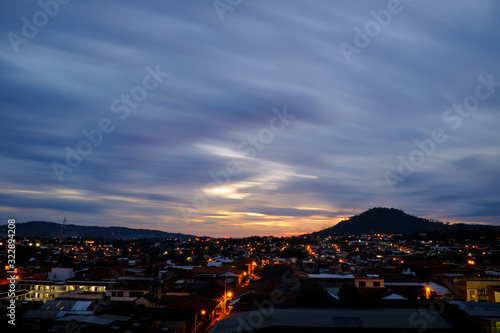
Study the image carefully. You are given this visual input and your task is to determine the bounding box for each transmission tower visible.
[61,216,67,240]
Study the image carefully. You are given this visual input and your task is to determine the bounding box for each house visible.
[190,267,246,289]
[452,275,500,301]
[449,301,500,332]
[207,256,234,267]
[486,286,500,302]
[355,275,390,297]
[48,267,75,282]
[158,294,220,332]
[272,258,297,266]
[307,273,355,288]
[355,276,384,288]
[134,293,157,307]
[104,276,165,301]
[22,300,95,322]
[16,280,67,301]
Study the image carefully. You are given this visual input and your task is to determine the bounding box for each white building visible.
[49,268,75,282]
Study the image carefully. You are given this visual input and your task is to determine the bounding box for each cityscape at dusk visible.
[1,1,499,238]
[1,2,500,332]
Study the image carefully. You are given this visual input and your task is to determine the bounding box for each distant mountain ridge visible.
[309,207,499,236]
[0,221,196,239]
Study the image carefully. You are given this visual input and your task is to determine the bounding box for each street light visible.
[425,285,432,299]
[193,310,206,333]
[224,291,233,314]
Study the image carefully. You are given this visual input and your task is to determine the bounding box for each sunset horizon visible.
[1,1,499,240]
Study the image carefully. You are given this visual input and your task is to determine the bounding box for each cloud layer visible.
[1,0,499,236]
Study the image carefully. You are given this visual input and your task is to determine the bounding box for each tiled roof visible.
[68,266,127,281]
[191,267,245,276]
[158,294,219,312]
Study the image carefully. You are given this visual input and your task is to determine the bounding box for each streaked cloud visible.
[1,0,499,237]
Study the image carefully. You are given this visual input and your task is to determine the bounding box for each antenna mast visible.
[61,216,67,240]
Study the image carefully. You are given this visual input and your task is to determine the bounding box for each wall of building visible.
[465,280,500,302]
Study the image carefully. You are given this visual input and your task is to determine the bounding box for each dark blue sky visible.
[1,1,499,237]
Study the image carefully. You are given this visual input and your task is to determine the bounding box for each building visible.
[355,276,384,288]
[487,286,500,303]
[449,301,500,333]
[209,308,457,332]
[16,280,108,302]
[48,267,75,282]
[452,276,500,302]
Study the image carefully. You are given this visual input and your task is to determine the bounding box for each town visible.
[1,229,500,332]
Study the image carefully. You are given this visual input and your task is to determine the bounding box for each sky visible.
[1,0,499,237]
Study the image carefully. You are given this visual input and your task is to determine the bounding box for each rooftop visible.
[210,308,455,332]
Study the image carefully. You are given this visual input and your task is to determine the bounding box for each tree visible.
[296,280,331,307]
[338,283,359,306]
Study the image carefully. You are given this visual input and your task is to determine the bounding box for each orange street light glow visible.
[425,286,432,299]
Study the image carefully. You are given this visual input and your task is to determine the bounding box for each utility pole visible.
[224,281,226,314]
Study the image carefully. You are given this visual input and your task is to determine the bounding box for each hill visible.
[309,207,498,236]
[0,221,196,239]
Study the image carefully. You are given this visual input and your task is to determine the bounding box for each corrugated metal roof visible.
[22,309,60,319]
[421,282,453,296]
[22,309,94,320]
[382,294,408,300]
[55,315,115,326]
[308,274,355,279]
[210,308,455,333]
[326,287,340,300]
[449,301,500,318]
[71,301,93,311]
[40,300,92,311]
